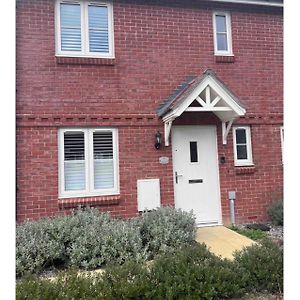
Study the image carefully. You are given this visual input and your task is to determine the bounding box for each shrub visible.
[16,271,98,300]
[149,244,244,300]
[16,218,64,276]
[16,242,283,299]
[69,219,147,269]
[267,201,283,226]
[136,206,196,257]
[233,239,283,293]
[16,206,196,276]
[97,261,152,299]
[16,208,112,276]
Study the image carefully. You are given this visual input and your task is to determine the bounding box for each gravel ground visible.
[235,292,283,300]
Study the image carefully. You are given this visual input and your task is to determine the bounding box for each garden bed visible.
[229,223,283,248]
[16,240,283,300]
[16,207,196,278]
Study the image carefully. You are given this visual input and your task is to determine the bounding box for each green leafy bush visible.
[137,206,196,257]
[16,241,283,299]
[233,239,283,293]
[16,206,196,276]
[149,243,244,300]
[16,270,98,300]
[267,201,283,225]
[97,261,152,299]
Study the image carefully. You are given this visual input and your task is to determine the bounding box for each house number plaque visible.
[159,157,169,164]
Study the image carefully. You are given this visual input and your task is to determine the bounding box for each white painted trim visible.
[55,0,115,59]
[185,107,232,112]
[214,125,223,225]
[232,126,254,166]
[213,11,233,56]
[206,0,283,8]
[162,76,246,123]
[58,127,119,198]
[280,126,284,163]
[164,120,173,146]
[222,119,234,144]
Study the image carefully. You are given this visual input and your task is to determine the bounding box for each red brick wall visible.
[16,0,283,223]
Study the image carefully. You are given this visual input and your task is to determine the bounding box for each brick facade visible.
[16,0,283,223]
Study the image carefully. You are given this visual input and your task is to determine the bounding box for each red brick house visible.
[16,0,283,225]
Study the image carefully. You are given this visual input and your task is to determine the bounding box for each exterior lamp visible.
[155,131,162,149]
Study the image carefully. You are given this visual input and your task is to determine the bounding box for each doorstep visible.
[196,226,256,260]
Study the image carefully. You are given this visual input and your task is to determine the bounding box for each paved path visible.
[196,226,256,260]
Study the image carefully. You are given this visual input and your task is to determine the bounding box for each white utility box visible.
[137,179,161,211]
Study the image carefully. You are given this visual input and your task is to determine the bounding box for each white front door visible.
[172,125,222,226]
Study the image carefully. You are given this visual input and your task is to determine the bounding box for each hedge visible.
[16,241,283,300]
[16,207,196,277]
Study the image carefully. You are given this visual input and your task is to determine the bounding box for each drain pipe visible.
[228,191,236,225]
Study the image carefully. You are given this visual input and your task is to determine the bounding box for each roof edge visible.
[204,0,283,7]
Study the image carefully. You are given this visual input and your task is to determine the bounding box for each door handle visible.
[175,172,183,184]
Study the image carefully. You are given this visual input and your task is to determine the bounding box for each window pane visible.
[217,33,228,51]
[190,141,198,163]
[94,160,114,189]
[64,161,86,190]
[93,132,114,189]
[236,129,247,144]
[88,5,109,53]
[64,132,85,160]
[237,145,248,160]
[64,132,85,191]
[60,3,81,51]
[93,132,113,159]
[216,15,227,33]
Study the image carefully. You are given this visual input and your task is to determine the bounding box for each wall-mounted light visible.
[155,131,162,149]
[220,156,226,164]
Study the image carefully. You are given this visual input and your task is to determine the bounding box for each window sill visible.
[56,56,116,66]
[235,165,256,175]
[58,195,120,208]
[215,55,235,63]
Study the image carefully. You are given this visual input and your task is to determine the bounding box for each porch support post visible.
[222,119,234,145]
[164,119,173,146]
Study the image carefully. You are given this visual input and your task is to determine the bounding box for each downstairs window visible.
[58,128,119,198]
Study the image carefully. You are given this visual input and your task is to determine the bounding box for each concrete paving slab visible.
[195,226,256,260]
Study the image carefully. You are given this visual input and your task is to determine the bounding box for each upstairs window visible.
[59,128,119,198]
[55,0,114,58]
[213,12,233,56]
[233,126,253,166]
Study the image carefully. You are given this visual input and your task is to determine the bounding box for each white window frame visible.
[58,128,119,198]
[213,11,233,56]
[233,126,253,166]
[55,0,115,58]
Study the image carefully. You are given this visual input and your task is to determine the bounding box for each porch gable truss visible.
[158,69,246,146]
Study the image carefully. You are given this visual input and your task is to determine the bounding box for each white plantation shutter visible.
[59,128,118,197]
[64,131,86,191]
[60,3,82,52]
[93,131,114,189]
[88,5,109,53]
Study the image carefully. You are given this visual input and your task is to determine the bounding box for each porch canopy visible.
[157,69,246,145]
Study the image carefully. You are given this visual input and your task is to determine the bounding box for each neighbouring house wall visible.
[16,0,283,223]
